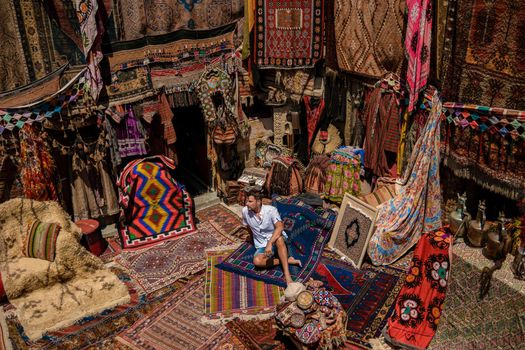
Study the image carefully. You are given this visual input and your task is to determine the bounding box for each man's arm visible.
[265,220,284,255]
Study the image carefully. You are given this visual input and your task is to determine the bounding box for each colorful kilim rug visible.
[203,247,283,324]
[116,275,228,350]
[217,197,336,287]
[313,256,405,349]
[429,241,525,349]
[441,0,525,110]
[254,0,324,68]
[115,221,234,294]
[117,156,197,250]
[441,103,525,200]
[334,0,405,78]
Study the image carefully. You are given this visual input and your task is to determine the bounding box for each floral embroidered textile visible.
[323,147,362,204]
[384,227,452,349]
[367,90,442,265]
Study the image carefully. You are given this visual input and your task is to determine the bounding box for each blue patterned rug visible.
[216,197,336,287]
[313,256,405,349]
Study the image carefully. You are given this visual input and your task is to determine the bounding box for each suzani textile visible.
[117,155,196,250]
[405,0,432,112]
[254,0,324,68]
[367,90,442,265]
[385,228,452,350]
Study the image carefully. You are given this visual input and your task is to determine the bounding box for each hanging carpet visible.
[116,155,197,250]
[254,0,324,69]
[441,0,525,110]
[112,0,243,41]
[334,0,405,78]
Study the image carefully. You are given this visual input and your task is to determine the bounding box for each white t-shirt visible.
[242,205,286,249]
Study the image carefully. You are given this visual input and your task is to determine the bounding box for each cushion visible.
[359,184,396,208]
[23,220,61,261]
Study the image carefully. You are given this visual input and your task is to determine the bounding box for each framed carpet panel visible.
[328,193,377,268]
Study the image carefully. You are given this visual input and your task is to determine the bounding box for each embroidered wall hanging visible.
[255,0,324,69]
[196,68,236,124]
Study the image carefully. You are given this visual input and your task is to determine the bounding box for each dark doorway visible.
[172,105,211,196]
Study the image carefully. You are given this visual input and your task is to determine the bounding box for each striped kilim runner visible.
[203,247,283,324]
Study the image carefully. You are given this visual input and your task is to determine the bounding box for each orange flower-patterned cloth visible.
[384,227,453,350]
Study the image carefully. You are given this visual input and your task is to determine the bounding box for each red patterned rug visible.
[196,204,243,237]
[116,275,230,350]
[100,236,123,263]
[254,0,324,68]
[115,221,235,294]
[225,318,288,350]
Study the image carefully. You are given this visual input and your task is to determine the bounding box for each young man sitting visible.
[242,188,302,286]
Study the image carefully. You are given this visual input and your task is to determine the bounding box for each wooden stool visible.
[75,219,108,256]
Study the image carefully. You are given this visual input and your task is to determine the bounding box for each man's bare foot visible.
[288,257,302,267]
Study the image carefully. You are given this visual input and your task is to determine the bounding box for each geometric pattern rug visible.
[312,257,405,349]
[217,197,336,287]
[429,241,525,349]
[115,221,235,294]
[196,203,243,238]
[202,247,283,325]
[116,275,229,350]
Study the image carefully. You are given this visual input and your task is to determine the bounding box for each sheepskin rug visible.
[0,198,130,340]
[9,269,130,340]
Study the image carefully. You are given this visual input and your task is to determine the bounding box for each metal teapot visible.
[449,192,471,237]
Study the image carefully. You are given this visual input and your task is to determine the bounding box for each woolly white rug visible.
[10,269,130,341]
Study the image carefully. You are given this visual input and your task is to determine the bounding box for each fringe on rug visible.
[442,152,524,200]
[204,243,242,253]
[199,310,276,326]
[369,337,393,350]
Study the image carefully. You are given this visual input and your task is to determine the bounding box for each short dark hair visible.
[245,186,263,200]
